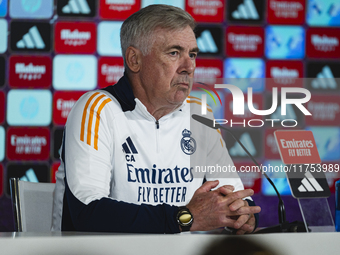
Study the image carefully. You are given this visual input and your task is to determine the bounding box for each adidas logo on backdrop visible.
[62,0,90,14]
[10,22,51,52]
[57,0,95,17]
[232,0,259,19]
[16,26,45,49]
[228,0,264,23]
[196,30,218,53]
[311,66,337,89]
[20,168,39,183]
[195,25,223,56]
[307,62,340,91]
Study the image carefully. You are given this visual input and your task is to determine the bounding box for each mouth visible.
[176,82,192,89]
[177,82,189,86]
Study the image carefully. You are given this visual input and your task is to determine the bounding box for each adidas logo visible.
[62,0,91,14]
[311,66,337,89]
[230,132,256,157]
[197,30,218,53]
[20,168,39,182]
[16,26,45,49]
[232,0,259,20]
[122,137,138,154]
[298,171,324,192]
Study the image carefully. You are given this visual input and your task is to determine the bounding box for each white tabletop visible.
[1,231,340,255]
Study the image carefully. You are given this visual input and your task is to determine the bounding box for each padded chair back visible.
[10,178,55,232]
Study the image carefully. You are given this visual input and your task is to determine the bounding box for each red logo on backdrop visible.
[53,91,85,125]
[51,162,61,183]
[225,93,263,121]
[234,163,261,193]
[55,22,96,54]
[9,56,51,88]
[226,26,264,57]
[264,129,281,159]
[98,57,124,88]
[186,0,225,23]
[305,95,340,126]
[266,60,303,91]
[274,130,321,164]
[194,58,223,84]
[7,127,50,161]
[306,28,340,58]
[0,91,4,124]
[0,164,3,196]
[99,0,140,20]
[267,0,305,25]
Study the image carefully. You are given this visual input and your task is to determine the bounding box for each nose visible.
[178,54,195,75]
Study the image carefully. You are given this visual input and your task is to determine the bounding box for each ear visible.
[125,46,141,73]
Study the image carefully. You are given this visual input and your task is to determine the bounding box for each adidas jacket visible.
[51,75,256,233]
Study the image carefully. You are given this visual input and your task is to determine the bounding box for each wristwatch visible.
[176,206,193,232]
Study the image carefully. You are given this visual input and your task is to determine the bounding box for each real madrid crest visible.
[181,129,196,155]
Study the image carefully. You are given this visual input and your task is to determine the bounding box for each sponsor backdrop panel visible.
[0,0,7,17]
[227,0,265,24]
[0,91,5,123]
[0,126,5,162]
[53,55,97,90]
[0,19,7,54]
[10,22,51,53]
[0,0,339,231]
[267,0,306,25]
[9,55,52,88]
[97,21,123,56]
[6,89,52,126]
[6,127,50,161]
[0,56,5,87]
[0,164,3,197]
[306,0,340,27]
[54,22,97,54]
[306,61,340,91]
[58,0,97,18]
[9,0,53,19]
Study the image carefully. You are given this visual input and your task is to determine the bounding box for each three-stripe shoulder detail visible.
[80,92,112,150]
[186,96,213,113]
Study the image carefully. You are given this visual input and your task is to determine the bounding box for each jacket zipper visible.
[155,120,160,153]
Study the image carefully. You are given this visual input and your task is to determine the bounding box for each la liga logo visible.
[200,84,312,128]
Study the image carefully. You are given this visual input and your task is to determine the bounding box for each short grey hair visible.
[120,4,196,69]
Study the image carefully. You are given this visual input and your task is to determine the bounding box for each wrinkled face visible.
[139,25,198,109]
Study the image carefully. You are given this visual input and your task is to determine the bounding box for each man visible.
[52,4,261,234]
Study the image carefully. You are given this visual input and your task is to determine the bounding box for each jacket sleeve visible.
[61,91,180,233]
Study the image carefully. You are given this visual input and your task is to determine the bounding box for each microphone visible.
[192,114,307,233]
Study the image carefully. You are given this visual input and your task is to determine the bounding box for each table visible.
[1,231,340,255]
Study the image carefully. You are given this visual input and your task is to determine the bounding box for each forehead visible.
[152,26,197,50]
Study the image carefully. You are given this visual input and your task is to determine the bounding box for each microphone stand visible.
[192,114,307,233]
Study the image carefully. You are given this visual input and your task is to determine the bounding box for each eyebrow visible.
[167,45,200,53]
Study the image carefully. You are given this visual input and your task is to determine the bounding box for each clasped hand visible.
[186,180,261,234]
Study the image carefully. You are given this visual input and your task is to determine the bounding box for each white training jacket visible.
[52,75,250,233]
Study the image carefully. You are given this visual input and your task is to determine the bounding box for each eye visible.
[169,51,178,56]
[189,53,197,59]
